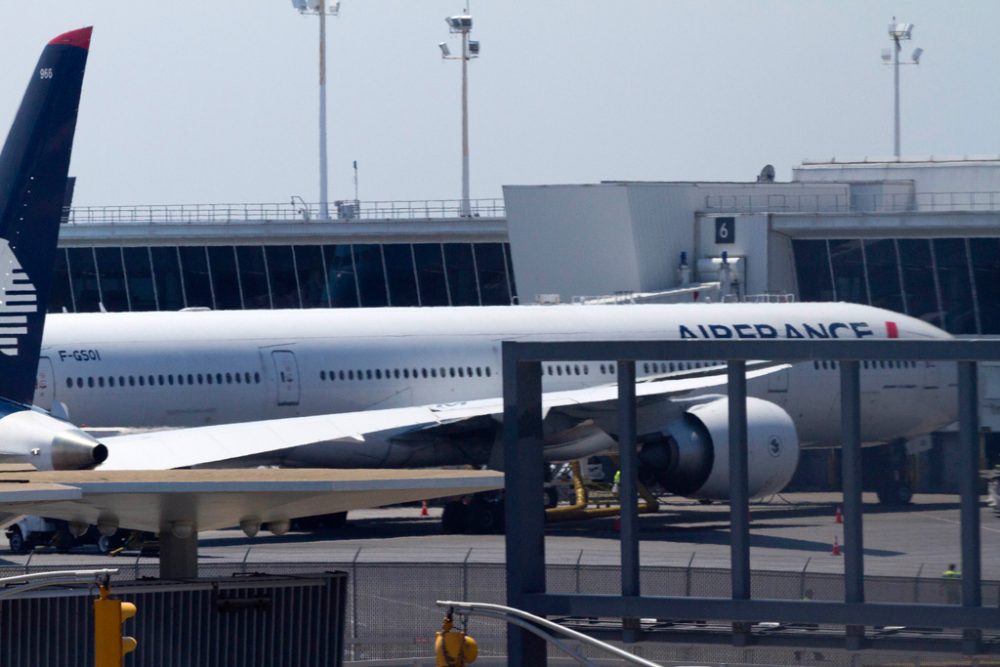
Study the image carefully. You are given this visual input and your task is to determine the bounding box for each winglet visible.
[48,27,93,50]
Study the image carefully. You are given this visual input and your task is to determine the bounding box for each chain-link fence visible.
[3,559,991,665]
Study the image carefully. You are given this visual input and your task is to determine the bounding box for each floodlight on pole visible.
[292,0,341,220]
[883,17,922,159]
[439,9,479,217]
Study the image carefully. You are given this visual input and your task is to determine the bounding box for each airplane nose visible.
[51,429,107,469]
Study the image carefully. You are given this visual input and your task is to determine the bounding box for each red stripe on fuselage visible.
[886,321,899,338]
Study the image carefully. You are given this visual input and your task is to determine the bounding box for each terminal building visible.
[53,157,1000,494]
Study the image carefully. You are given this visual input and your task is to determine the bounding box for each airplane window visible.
[365,370,372,380]
[347,370,354,380]
[86,377,94,388]
[337,371,344,380]
[475,367,482,377]
[320,371,326,381]
[583,366,589,375]
[254,372,261,383]
[65,378,73,389]
[574,365,580,375]
[128,376,135,387]
[177,374,185,386]
[599,364,605,374]
[147,375,154,385]
[109,377,115,388]
[457,368,464,378]
[168,375,174,386]
[196,374,203,384]
[431,369,437,378]
[610,365,616,374]
[206,374,213,385]
[138,376,145,387]
[156,375,163,385]
[643,363,649,373]
[235,372,242,384]
[556,366,562,376]
[440,368,446,377]
[394,369,400,379]
[189,374,195,384]
[403,369,409,379]
[375,369,382,380]
[466,367,473,377]
[212,373,220,384]
[485,367,492,377]
[222,373,230,384]
[449,368,456,378]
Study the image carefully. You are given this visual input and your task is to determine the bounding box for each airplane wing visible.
[97,364,790,470]
[0,467,503,534]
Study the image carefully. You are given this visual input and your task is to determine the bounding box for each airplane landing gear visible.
[873,440,913,506]
[441,494,505,534]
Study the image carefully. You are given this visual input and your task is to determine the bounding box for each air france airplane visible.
[33,302,956,508]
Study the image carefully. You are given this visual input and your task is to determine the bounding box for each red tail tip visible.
[49,27,92,50]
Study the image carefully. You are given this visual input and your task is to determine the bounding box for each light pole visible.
[439,12,479,217]
[292,0,341,220]
[882,18,923,159]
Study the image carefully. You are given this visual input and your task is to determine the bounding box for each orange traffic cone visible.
[420,500,429,517]
[834,506,843,524]
[831,536,842,556]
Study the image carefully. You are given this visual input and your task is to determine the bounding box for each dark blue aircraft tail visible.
[0,28,91,405]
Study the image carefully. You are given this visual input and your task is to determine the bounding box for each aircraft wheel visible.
[441,501,468,534]
[7,528,27,554]
[468,497,504,534]
[877,481,913,506]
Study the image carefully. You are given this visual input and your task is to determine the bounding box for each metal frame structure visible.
[502,338,1000,666]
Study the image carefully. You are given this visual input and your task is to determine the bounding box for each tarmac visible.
[5,492,999,581]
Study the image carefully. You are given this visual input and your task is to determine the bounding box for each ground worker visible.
[612,469,621,497]
[942,563,961,604]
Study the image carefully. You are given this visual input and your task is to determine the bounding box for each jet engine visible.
[638,397,799,500]
[0,402,107,470]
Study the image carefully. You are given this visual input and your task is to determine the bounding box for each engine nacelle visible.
[640,397,799,500]
[0,403,107,470]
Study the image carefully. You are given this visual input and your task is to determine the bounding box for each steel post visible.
[958,361,982,652]
[839,360,865,648]
[728,361,751,643]
[617,360,640,643]
[503,348,546,667]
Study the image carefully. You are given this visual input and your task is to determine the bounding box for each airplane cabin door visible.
[270,350,301,406]
[35,356,55,410]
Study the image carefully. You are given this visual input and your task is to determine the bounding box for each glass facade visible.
[49,243,516,313]
[793,237,1000,334]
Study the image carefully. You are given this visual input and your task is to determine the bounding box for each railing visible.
[64,198,506,225]
[704,191,1000,214]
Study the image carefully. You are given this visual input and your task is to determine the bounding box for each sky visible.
[0,1,997,207]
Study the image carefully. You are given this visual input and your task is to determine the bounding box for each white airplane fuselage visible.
[35,302,956,449]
